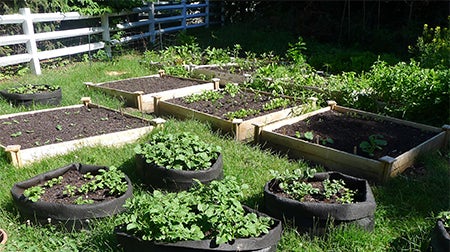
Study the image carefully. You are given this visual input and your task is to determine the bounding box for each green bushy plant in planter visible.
[135,131,223,191]
[264,168,376,235]
[115,177,282,251]
[430,211,450,252]
[0,83,62,106]
[10,163,132,229]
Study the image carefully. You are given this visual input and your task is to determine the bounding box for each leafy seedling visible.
[359,134,387,157]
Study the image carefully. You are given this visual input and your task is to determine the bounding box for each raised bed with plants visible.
[253,101,449,182]
[155,83,315,141]
[264,168,376,234]
[85,70,219,112]
[0,98,165,167]
[0,83,62,106]
[115,177,282,251]
[10,163,132,229]
[135,131,223,191]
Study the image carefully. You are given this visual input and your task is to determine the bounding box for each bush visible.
[410,18,450,69]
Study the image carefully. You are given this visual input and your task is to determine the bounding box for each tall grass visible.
[0,53,448,251]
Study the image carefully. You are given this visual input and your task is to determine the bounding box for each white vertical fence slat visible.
[0,1,211,75]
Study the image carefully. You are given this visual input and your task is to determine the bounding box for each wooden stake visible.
[81,97,91,106]
[232,119,243,141]
[212,78,220,90]
[158,69,165,77]
[153,96,162,116]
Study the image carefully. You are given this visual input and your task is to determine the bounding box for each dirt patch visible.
[101,75,207,93]
[274,110,437,159]
[0,105,150,149]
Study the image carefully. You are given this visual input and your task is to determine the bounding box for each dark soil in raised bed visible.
[0,105,150,149]
[38,169,120,204]
[101,75,207,93]
[274,110,438,159]
[168,90,300,120]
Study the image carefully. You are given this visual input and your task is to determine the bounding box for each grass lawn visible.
[0,53,448,251]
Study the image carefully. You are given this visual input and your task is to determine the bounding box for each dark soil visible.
[0,105,150,149]
[274,110,438,159]
[101,75,207,93]
[37,169,120,204]
[168,89,299,120]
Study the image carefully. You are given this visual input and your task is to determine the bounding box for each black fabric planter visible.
[10,163,133,229]
[135,153,224,192]
[0,85,62,106]
[115,206,282,252]
[430,220,450,252]
[263,171,376,234]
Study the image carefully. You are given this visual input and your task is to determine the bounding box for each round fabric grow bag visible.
[10,163,133,229]
[135,153,224,192]
[0,85,61,106]
[115,206,282,252]
[430,220,450,252]
[263,171,376,234]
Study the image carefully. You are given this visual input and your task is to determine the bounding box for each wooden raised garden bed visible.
[188,63,253,86]
[85,70,219,112]
[0,98,165,167]
[253,101,449,182]
[155,87,316,141]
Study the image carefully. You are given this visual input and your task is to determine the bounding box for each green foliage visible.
[135,131,222,171]
[286,36,307,65]
[410,18,450,69]
[262,97,291,111]
[43,176,63,187]
[118,177,273,244]
[359,134,387,157]
[270,169,356,204]
[23,185,45,202]
[79,166,128,196]
[437,211,450,229]
[295,131,314,141]
[223,108,260,120]
[7,84,60,94]
[223,83,240,97]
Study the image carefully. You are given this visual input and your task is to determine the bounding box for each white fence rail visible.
[0,0,211,75]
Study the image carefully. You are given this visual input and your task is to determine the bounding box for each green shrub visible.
[410,18,450,69]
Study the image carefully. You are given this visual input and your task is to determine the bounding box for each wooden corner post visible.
[153,96,162,116]
[5,145,23,167]
[379,156,396,183]
[232,119,243,141]
[252,122,265,144]
[212,78,220,90]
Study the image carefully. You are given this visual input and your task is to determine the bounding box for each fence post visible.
[181,0,187,29]
[149,2,156,43]
[205,0,210,28]
[20,8,41,75]
[101,15,112,58]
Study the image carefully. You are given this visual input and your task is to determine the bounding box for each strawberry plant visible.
[135,131,221,171]
[359,134,387,157]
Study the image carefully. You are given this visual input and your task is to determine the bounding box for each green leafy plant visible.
[118,177,273,244]
[44,176,63,187]
[359,134,387,157]
[224,83,241,97]
[223,108,260,120]
[23,186,45,202]
[74,196,94,205]
[270,169,356,204]
[7,84,60,94]
[135,132,221,171]
[263,97,291,111]
[437,211,450,229]
[183,90,224,103]
[295,131,314,141]
[63,184,77,197]
[10,131,22,137]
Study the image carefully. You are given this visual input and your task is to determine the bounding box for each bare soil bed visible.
[0,106,150,149]
[101,75,205,93]
[274,110,437,159]
[168,90,298,120]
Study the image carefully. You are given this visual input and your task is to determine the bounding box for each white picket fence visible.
[0,0,212,75]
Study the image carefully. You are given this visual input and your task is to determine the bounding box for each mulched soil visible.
[168,89,299,120]
[38,169,120,204]
[100,75,207,93]
[0,105,150,149]
[274,110,438,159]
